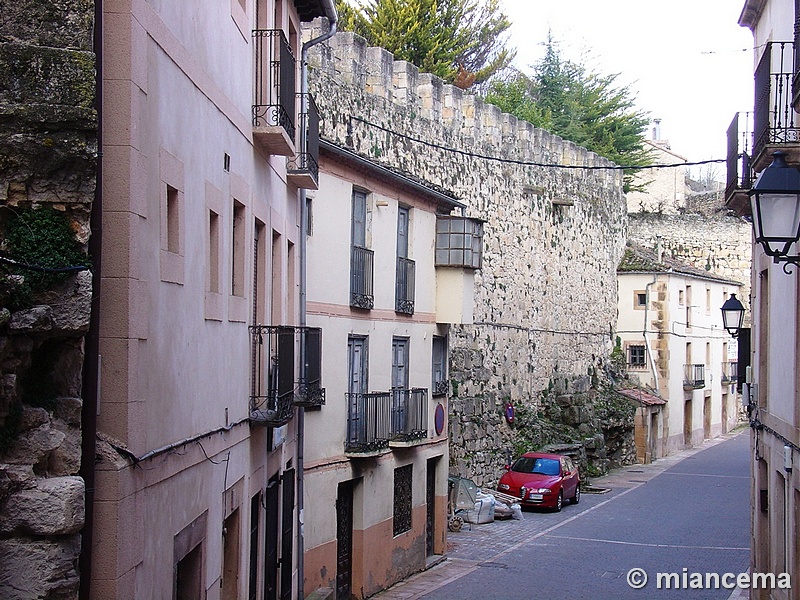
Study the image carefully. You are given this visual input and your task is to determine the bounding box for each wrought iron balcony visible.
[724,111,753,214]
[295,327,325,408]
[287,93,320,190]
[395,256,415,315]
[350,245,374,310]
[249,325,325,425]
[753,42,799,169]
[721,361,738,384]
[345,392,390,455]
[683,364,705,390]
[389,388,428,446]
[252,29,296,156]
[727,42,800,212]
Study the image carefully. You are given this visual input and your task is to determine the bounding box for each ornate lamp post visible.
[749,151,800,273]
[720,293,745,338]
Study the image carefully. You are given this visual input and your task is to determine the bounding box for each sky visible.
[500,0,755,172]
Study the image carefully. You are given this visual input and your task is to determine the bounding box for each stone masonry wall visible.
[628,191,752,319]
[308,26,629,486]
[0,1,96,598]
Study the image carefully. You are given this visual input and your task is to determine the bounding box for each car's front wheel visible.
[554,490,563,512]
[572,485,580,505]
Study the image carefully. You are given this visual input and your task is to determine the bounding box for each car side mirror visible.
[504,464,511,471]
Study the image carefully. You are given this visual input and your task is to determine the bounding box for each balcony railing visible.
[287,93,320,190]
[683,364,706,390]
[350,245,374,310]
[345,392,390,454]
[395,256,415,315]
[390,388,428,445]
[724,111,753,211]
[250,325,325,424]
[721,361,739,384]
[253,29,296,155]
[753,41,799,166]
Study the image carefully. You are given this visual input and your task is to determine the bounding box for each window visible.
[391,337,410,390]
[432,336,447,396]
[393,464,413,536]
[628,345,646,368]
[634,290,647,310]
[435,217,483,269]
[685,285,692,330]
[396,207,415,314]
[208,210,221,293]
[174,512,207,600]
[679,289,685,305]
[347,336,368,396]
[166,185,180,254]
[221,509,241,600]
[350,190,374,309]
[159,148,185,284]
[231,200,246,297]
[176,545,203,600]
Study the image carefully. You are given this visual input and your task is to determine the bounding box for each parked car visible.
[497,452,580,512]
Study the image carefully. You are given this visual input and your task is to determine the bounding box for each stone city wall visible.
[308,26,630,485]
[0,1,96,598]
[627,197,752,318]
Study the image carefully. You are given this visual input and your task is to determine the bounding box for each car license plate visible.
[530,493,543,500]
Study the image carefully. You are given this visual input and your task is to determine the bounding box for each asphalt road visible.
[379,431,751,600]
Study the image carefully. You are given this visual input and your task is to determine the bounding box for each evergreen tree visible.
[484,35,652,192]
[334,0,514,86]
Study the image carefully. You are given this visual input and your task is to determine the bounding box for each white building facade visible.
[302,141,479,598]
[617,243,741,459]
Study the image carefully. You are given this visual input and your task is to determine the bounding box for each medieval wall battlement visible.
[307,24,631,484]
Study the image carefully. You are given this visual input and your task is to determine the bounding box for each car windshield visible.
[512,457,560,476]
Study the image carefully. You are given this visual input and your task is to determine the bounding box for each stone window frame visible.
[626,343,647,369]
[231,0,248,40]
[173,511,208,600]
[159,148,185,285]
[205,181,226,321]
[633,290,647,311]
[228,173,251,323]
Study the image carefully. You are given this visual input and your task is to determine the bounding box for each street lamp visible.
[720,293,745,338]
[748,151,800,273]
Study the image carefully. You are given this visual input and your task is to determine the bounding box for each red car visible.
[497,452,580,512]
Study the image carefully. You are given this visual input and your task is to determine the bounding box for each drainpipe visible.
[79,0,103,597]
[643,275,659,395]
[297,5,336,599]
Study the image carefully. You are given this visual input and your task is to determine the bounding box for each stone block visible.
[40,271,92,335]
[3,424,65,466]
[9,305,54,333]
[0,535,80,599]
[0,0,94,49]
[0,476,84,535]
[54,397,82,427]
[0,43,95,107]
